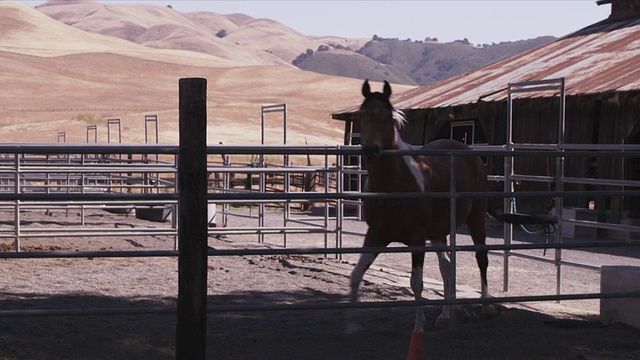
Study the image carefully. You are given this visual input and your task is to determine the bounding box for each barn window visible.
[451,120,475,144]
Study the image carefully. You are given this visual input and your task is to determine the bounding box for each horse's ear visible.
[362,79,371,98]
[383,80,392,99]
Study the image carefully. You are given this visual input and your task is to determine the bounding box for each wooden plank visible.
[176,78,208,360]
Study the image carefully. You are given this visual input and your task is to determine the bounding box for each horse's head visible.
[359,80,406,155]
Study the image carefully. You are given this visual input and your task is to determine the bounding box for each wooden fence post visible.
[176,77,208,360]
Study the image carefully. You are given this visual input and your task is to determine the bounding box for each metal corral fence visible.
[0,145,179,250]
[1,143,640,291]
[2,79,640,358]
[0,143,348,249]
[0,143,357,252]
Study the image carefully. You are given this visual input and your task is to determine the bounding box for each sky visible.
[16,0,611,45]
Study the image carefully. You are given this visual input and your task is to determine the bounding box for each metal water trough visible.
[103,206,134,215]
[134,203,217,223]
[135,205,172,222]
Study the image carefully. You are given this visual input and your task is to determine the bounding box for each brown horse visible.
[349,80,554,333]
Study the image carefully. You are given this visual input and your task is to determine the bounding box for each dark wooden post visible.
[176,77,208,360]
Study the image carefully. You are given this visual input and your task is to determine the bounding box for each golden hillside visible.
[0,2,414,147]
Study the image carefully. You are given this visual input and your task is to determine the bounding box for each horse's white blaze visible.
[396,130,425,192]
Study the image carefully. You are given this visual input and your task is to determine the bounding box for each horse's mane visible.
[393,109,407,129]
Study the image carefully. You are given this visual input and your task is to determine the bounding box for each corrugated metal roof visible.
[333,14,640,116]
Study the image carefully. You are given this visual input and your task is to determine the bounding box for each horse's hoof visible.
[481,304,498,318]
[345,321,363,334]
[434,316,449,329]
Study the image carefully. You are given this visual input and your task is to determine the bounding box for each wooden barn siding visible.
[400,90,640,217]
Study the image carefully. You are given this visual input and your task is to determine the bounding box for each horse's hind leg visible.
[467,205,497,317]
[410,250,426,332]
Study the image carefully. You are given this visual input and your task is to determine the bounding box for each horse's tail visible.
[487,206,558,225]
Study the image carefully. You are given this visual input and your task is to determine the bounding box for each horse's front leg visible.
[410,250,426,333]
[346,234,379,334]
[435,241,452,328]
[349,250,378,303]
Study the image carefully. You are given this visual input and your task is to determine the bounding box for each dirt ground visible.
[1,206,640,360]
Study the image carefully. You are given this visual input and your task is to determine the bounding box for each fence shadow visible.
[1,290,639,359]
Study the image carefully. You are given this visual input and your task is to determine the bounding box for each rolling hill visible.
[35,0,368,65]
[35,0,553,86]
[295,36,556,86]
[1,1,413,148]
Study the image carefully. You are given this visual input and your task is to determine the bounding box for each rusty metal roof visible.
[333,14,640,117]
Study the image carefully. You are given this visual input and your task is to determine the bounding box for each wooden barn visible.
[332,0,640,226]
